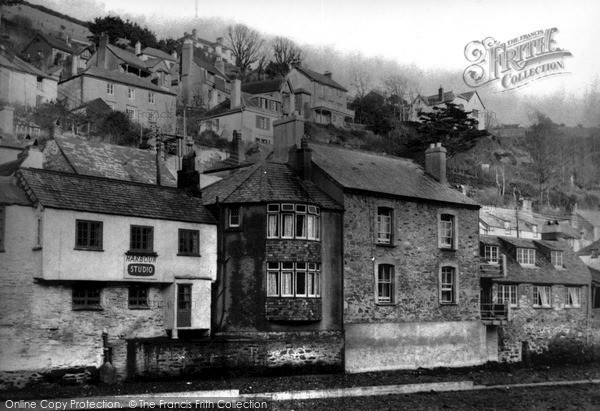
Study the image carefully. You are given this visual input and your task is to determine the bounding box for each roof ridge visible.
[215,162,263,203]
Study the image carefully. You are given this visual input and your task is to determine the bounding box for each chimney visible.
[438,86,443,103]
[425,142,447,184]
[229,131,245,165]
[296,135,312,181]
[21,145,44,169]
[324,70,332,78]
[210,88,218,108]
[273,114,304,163]
[66,36,71,46]
[135,41,141,56]
[215,57,225,75]
[181,39,194,84]
[71,54,79,76]
[171,50,178,60]
[230,79,241,109]
[177,149,201,197]
[97,33,109,69]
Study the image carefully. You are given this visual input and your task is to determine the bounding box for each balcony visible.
[481,303,510,325]
[479,255,506,278]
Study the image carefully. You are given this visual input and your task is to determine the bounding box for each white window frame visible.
[533,285,552,308]
[439,213,457,249]
[267,262,320,298]
[376,264,395,304]
[517,248,536,266]
[229,206,240,228]
[497,284,518,307]
[128,88,135,100]
[565,287,581,308]
[126,108,136,121]
[439,264,459,305]
[267,203,320,241]
[106,83,114,95]
[376,207,393,245]
[148,92,155,104]
[484,245,499,263]
[551,250,563,268]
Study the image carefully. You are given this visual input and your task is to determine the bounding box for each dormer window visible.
[484,245,499,263]
[551,250,563,268]
[516,248,536,266]
[592,249,599,259]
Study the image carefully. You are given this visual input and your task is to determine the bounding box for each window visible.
[229,207,240,227]
[130,225,154,253]
[148,92,155,104]
[484,245,499,263]
[72,285,101,310]
[267,204,320,241]
[126,108,135,121]
[497,284,518,307]
[107,83,114,95]
[256,115,270,130]
[266,262,320,298]
[178,229,199,255]
[472,109,479,117]
[517,248,536,266]
[439,214,456,249]
[129,285,149,308]
[75,220,103,250]
[376,264,394,303]
[504,222,511,235]
[566,287,581,308]
[148,111,157,123]
[551,251,563,268]
[440,266,456,304]
[128,88,135,99]
[592,249,599,259]
[376,208,392,245]
[533,286,552,307]
[0,206,4,251]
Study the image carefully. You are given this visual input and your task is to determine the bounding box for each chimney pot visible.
[230,79,241,109]
[135,41,141,56]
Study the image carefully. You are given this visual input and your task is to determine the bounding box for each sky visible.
[28,0,600,126]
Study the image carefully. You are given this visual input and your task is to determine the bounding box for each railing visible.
[480,303,510,323]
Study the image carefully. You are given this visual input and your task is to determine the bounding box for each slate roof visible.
[65,66,176,95]
[0,156,26,176]
[422,91,456,106]
[49,135,177,186]
[591,267,600,284]
[540,220,581,239]
[107,44,147,71]
[71,98,112,116]
[578,239,600,256]
[0,47,52,79]
[242,79,284,95]
[577,210,600,228]
[200,94,278,120]
[202,161,342,210]
[310,144,478,207]
[38,34,80,54]
[142,47,176,62]
[16,168,215,224]
[0,176,32,206]
[295,67,347,92]
[481,235,591,286]
[193,54,227,79]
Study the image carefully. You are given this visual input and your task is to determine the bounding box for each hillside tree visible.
[226,24,264,75]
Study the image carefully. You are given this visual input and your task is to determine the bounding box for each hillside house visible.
[0,167,217,387]
[58,35,177,132]
[479,235,590,362]
[287,67,354,128]
[411,87,487,130]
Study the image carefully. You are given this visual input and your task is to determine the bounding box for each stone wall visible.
[265,298,321,321]
[496,283,590,363]
[130,331,343,378]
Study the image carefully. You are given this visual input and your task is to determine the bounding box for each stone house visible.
[198,80,281,144]
[479,206,541,239]
[0,166,217,388]
[286,67,355,128]
[58,35,177,132]
[577,239,600,311]
[200,124,345,370]
[479,234,591,362]
[410,87,487,130]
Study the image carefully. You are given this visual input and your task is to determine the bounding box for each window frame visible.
[565,287,581,308]
[484,245,499,263]
[128,88,135,100]
[439,264,459,305]
[438,213,457,250]
[267,203,320,241]
[72,284,102,310]
[129,225,154,254]
[229,206,241,228]
[376,207,393,245]
[148,92,155,104]
[516,248,536,266]
[497,284,518,307]
[178,229,200,256]
[128,285,149,309]
[551,250,563,268]
[532,285,552,308]
[75,219,103,251]
[106,83,114,95]
[266,262,321,298]
[376,264,395,304]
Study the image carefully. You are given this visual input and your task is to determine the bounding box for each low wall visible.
[129,331,343,379]
[344,321,487,373]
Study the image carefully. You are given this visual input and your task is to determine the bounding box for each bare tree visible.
[226,24,264,75]
[383,74,417,123]
[349,55,373,99]
[273,36,304,68]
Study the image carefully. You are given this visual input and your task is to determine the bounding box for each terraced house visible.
[479,234,591,362]
[0,165,217,388]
